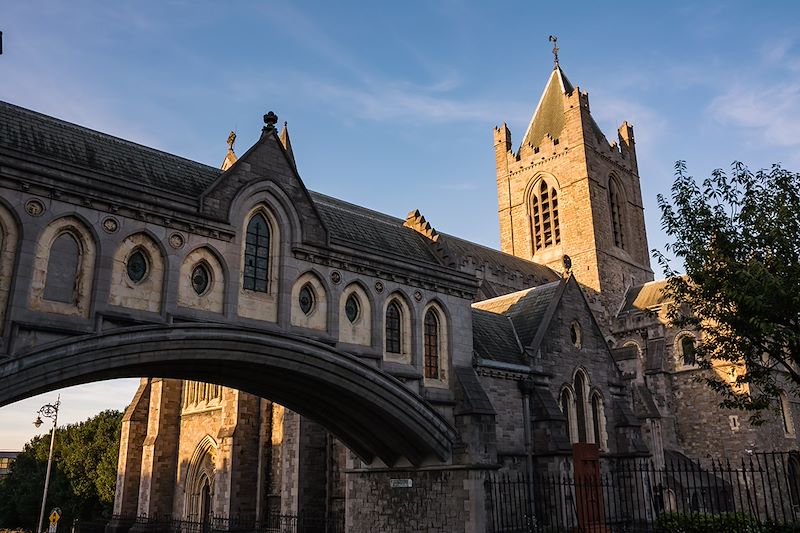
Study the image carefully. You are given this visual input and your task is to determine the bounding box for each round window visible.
[570,322,582,349]
[126,250,148,284]
[191,264,211,295]
[299,285,315,315]
[345,294,360,323]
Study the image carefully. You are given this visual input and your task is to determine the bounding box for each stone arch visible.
[674,331,697,368]
[590,389,607,449]
[0,324,456,466]
[29,215,97,318]
[572,367,591,443]
[421,300,449,387]
[559,385,577,443]
[290,270,329,331]
[184,435,217,520]
[383,292,413,364]
[0,201,20,335]
[238,201,284,323]
[178,246,226,314]
[109,231,166,313]
[339,281,372,346]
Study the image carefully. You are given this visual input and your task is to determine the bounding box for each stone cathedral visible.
[0,56,797,533]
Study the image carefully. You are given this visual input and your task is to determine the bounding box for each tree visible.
[655,161,800,423]
[0,410,123,531]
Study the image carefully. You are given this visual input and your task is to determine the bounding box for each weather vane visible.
[549,35,559,68]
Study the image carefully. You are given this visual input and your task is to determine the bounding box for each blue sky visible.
[1,1,799,449]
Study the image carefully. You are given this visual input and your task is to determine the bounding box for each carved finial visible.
[562,254,572,277]
[548,35,559,68]
[226,131,236,151]
[263,111,278,132]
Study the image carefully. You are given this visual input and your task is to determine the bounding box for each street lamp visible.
[34,397,60,533]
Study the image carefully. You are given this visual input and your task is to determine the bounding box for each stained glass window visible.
[424,310,440,379]
[299,284,315,315]
[345,294,360,323]
[244,213,270,293]
[192,264,210,295]
[127,249,148,283]
[385,301,402,354]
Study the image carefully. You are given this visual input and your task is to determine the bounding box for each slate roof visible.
[473,280,562,347]
[0,100,221,197]
[434,233,559,289]
[454,366,496,415]
[0,100,559,297]
[471,308,524,365]
[521,66,574,149]
[620,279,670,314]
[309,192,442,265]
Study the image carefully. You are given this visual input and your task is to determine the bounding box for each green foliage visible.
[656,512,800,533]
[0,410,123,531]
[655,162,800,421]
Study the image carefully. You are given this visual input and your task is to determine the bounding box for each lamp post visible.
[34,396,60,533]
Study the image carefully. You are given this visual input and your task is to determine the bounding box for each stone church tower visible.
[494,59,654,326]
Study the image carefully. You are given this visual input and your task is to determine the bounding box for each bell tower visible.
[494,40,654,324]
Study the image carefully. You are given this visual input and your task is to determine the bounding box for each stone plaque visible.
[389,478,412,489]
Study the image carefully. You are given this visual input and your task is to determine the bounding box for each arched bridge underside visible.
[0,324,456,467]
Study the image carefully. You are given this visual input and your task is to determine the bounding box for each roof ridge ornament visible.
[263,111,278,132]
[548,35,559,69]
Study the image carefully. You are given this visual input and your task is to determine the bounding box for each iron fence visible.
[486,452,800,532]
[101,513,344,533]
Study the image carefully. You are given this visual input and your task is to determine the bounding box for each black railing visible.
[486,452,800,532]
[102,513,344,533]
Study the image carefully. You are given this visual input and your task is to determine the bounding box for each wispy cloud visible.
[709,82,800,148]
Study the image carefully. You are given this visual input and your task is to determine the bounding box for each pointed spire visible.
[520,56,575,150]
[220,130,238,171]
[279,121,296,169]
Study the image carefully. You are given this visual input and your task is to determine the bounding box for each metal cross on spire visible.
[548,35,559,68]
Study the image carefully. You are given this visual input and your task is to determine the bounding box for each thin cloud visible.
[709,82,800,148]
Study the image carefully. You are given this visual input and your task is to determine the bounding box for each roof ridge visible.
[309,190,411,227]
[0,100,221,174]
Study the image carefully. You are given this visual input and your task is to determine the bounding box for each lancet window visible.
[531,179,560,252]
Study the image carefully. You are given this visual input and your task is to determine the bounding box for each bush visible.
[655,511,760,533]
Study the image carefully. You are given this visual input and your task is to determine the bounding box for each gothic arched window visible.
[574,371,588,443]
[424,309,440,379]
[591,392,605,448]
[560,388,574,443]
[385,301,403,354]
[531,179,560,253]
[44,232,80,303]
[609,177,626,249]
[680,335,696,367]
[244,213,270,293]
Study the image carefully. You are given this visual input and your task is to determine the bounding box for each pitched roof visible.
[471,308,524,365]
[309,192,442,265]
[0,100,221,197]
[433,233,559,290]
[520,66,574,149]
[620,279,670,314]
[0,100,560,293]
[473,280,562,347]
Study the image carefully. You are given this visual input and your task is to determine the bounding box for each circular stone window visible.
[345,294,360,323]
[126,249,149,284]
[299,285,315,315]
[191,264,211,295]
[570,321,582,349]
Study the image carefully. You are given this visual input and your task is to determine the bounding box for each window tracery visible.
[531,179,560,253]
[424,309,440,379]
[244,213,270,293]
